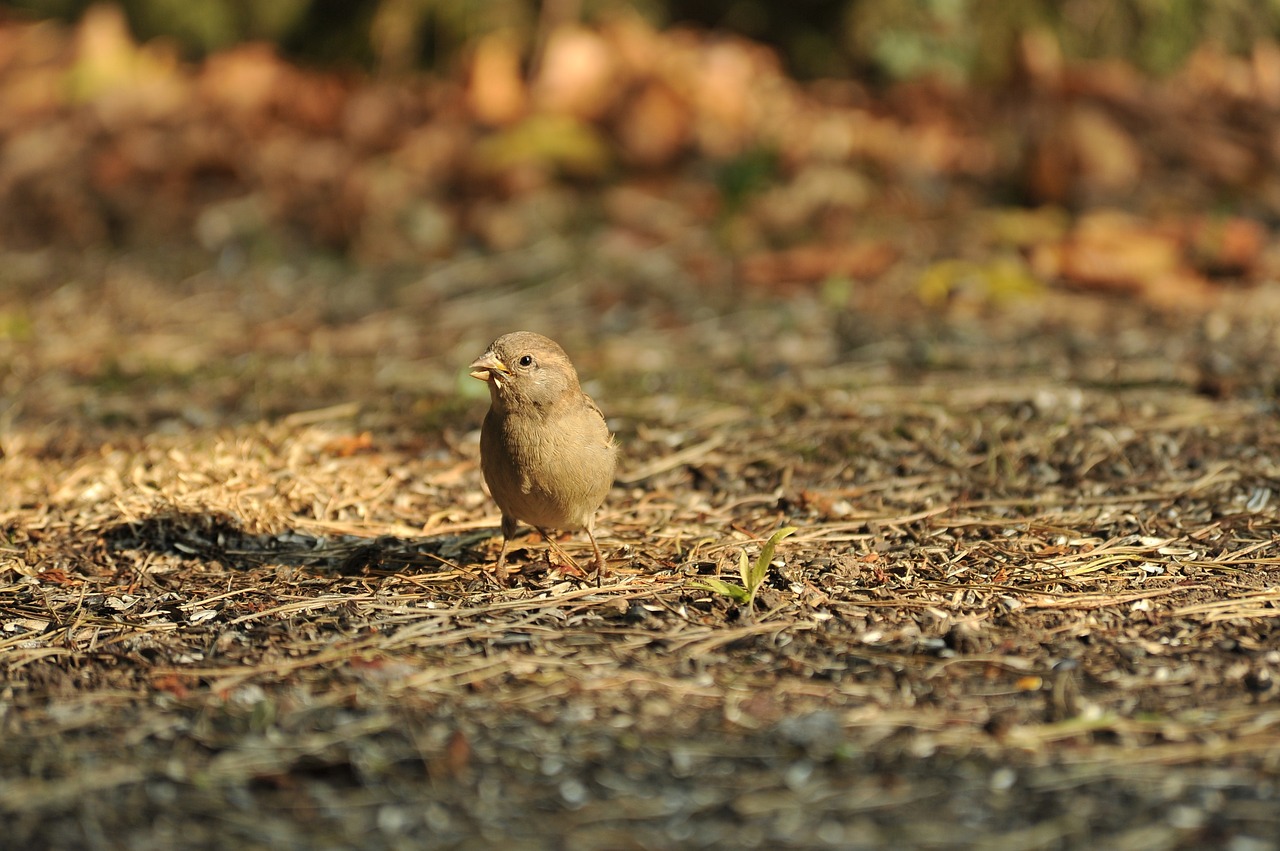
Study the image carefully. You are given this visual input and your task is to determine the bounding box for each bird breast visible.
[481,401,615,531]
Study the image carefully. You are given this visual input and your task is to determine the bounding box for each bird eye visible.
[518,355,534,367]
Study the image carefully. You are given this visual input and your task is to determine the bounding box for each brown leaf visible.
[443,729,472,778]
[465,32,526,127]
[342,84,404,153]
[1139,270,1216,312]
[615,80,691,167]
[534,26,618,120]
[199,43,288,119]
[691,37,786,158]
[1252,40,1280,107]
[1067,105,1141,193]
[1186,216,1266,277]
[36,568,77,585]
[1042,211,1181,291]
[152,674,192,699]
[740,241,898,290]
[323,432,374,457]
[1027,105,1141,204]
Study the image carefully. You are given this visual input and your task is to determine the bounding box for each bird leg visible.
[493,540,510,585]
[584,523,606,585]
[494,514,521,585]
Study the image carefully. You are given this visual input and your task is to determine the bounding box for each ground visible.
[2,250,1279,850]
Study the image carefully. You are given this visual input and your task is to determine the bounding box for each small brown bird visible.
[469,331,617,582]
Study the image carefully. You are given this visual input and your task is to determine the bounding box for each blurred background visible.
[8,8,1280,849]
[10,0,1280,78]
[2,0,1280,429]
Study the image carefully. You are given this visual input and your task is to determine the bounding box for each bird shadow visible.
[101,508,488,576]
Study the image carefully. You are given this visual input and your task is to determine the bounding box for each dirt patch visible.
[2,264,1280,848]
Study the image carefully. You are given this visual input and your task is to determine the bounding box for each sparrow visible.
[469,331,617,582]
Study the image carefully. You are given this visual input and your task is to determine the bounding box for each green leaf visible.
[694,527,799,611]
[754,527,797,583]
[691,578,751,604]
[744,527,797,609]
[473,114,612,179]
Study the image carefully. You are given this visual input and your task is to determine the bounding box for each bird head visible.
[470,331,581,412]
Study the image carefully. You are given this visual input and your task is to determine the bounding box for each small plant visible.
[694,527,797,612]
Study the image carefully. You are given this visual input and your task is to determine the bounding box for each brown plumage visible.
[469,331,617,582]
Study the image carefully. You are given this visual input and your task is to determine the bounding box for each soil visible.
[2,255,1280,850]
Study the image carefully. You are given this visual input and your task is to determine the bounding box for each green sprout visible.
[694,527,797,612]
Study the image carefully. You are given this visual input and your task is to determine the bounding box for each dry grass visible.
[3,258,1280,848]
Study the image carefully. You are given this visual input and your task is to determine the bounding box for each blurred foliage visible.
[916,258,1043,308]
[8,0,1280,79]
[687,0,1280,79]
[714,147,779,216]
[473,114,613,178]
[0,2,1272,299]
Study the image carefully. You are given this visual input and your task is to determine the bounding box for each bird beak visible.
[469,351,508,383]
